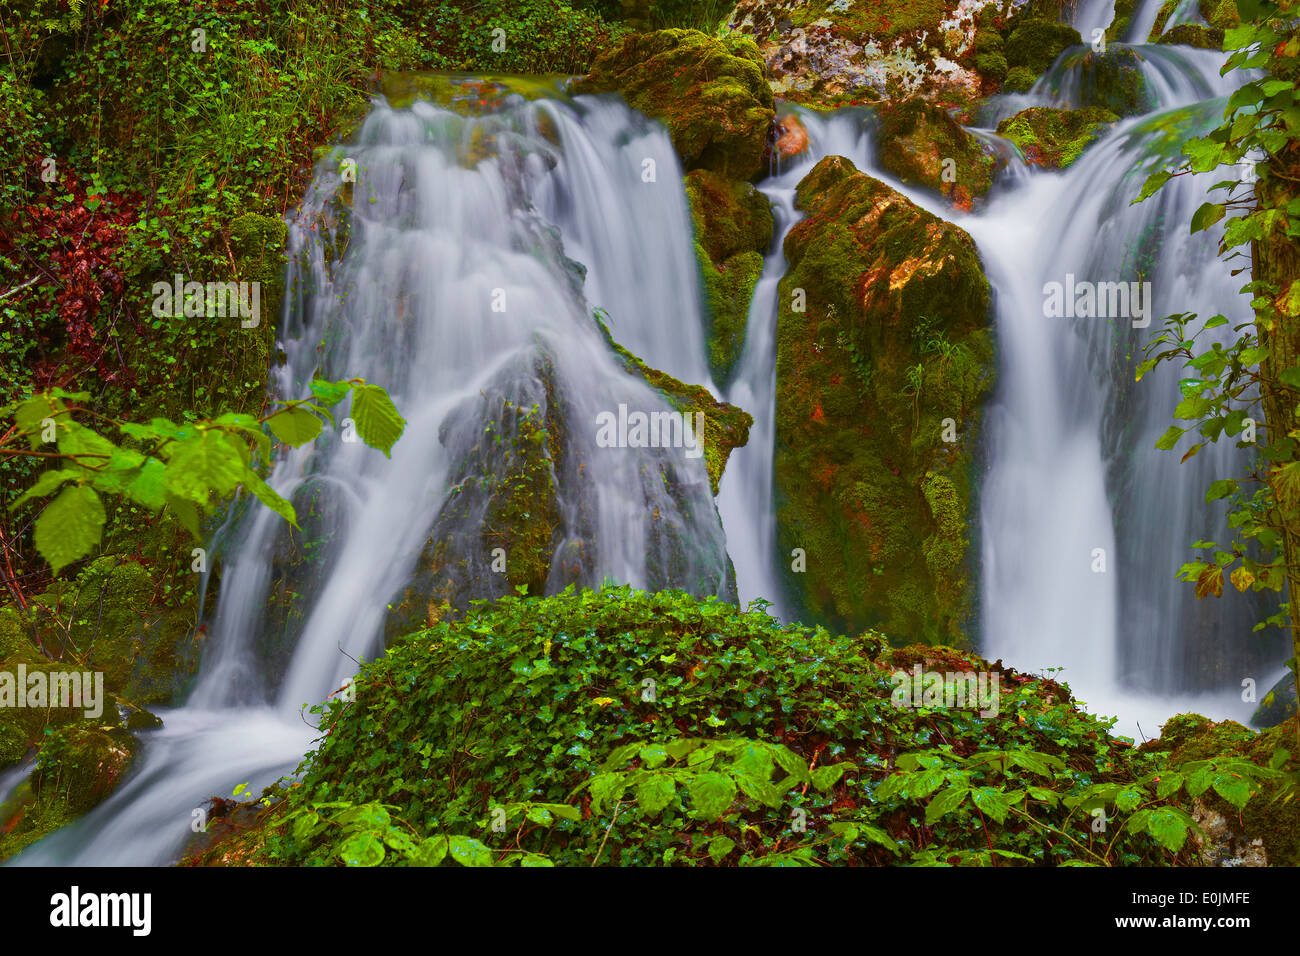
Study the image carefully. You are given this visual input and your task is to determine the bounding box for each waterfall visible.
[972,4,1287,733]
[11,93,734,866]
[717,110,875,617]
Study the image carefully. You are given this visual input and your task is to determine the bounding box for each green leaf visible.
[1144,806,1193,853]
[688,771,737,820]
[338,831,385,867]
[310,379,353,407]
[9,468,82,511]
[1211,772,1253,809]
[163,430,247,504]
[1190,202,1227,234]
[34,484,106,574]
[1155,425,1184,450]
[635,775,676,816]
[266,406,323,447]
[638,743,669,769]
[810,761,851,792]
[350,383,406,457]
[411,836,449,867]
[708,835,736,863]
[243,469,298,527]
[970,787,1018,824]
[925,785,970,825]
[447,835,495,867]
[1134,169,1172,203]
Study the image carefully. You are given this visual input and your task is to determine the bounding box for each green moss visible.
[1106,0,1141,41]
[874,98,1001,209]
[597,318,753,494]
[774,156,993,644]
[378,72,570,111]
[1004,65,1039,93]
[1005,21,1082,74]
[1050,47,1154,116]
[683,168,774,384]
[571,29,775,181]
[975,51,1009,82]
[996,106,1119,168]
[786,0,953,42]
[1198,0,1240,30]
[1156,24,1226,48]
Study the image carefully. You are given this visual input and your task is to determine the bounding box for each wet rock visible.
[1004,19,1081,74]
[995,105,1119,168]
[1051,47,1155,116]
[684,168,775,385]
[875,97,1003,209]
[1251,671,1298,728]
[1155,24,1225,49]
[572,29,775,181]
[774,155,993,642]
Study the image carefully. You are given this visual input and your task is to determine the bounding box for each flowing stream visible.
[8,0,1288,865]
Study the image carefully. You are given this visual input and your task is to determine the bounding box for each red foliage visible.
[2,162,141,389]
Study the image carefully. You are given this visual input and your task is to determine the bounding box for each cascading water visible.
[12,92,735,866]
[971,4,1287,733]
[9,0,1288,866]
[717,110,875,617]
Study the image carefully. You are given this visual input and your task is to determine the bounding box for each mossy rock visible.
[1155,24,1226,49]
[996,105,1119,168]
[1004,21,1082,74]
[1052,47,1154,116]
[1141,714,1300,866]
[0,719,136,862]
[1106,0,1142,42]
[774,156,993,644]
[598,318,754,495]
[377,72,570,112]
[683,168,775,384]
[1004,65,1039,93]
[571,29,775,181]
[874,98,1002,209]
[1198,0,1240,30]
[1251,671,1299,728]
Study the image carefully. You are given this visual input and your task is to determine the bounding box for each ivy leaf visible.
[708,835,736,863]
[350,383,406,457]
[34,484,106,574]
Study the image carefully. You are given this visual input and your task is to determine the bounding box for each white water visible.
[9,3,1287,865]
[13,94,734,866]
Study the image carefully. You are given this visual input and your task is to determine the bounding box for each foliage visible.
[2,379,404,575]
[243,586,1208,867]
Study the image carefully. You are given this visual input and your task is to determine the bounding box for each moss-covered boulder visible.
[1106,0,1141,42]
[774,156,993,644]
[571,29,775,181]
[1198,0,1240,30]
[684,169,774,384]
[1047,47,1154,116]
[1139,713,1300,866]
[1005,20,1082,75]
[996,105,1119,168]
[874,98,1002,210]
[0,720,136,861]
[1155,24,1226,48]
